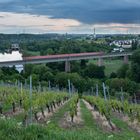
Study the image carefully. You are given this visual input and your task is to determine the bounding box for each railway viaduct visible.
[0,52,132,72]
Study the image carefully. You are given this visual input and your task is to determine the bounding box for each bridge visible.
[0,52,132,72]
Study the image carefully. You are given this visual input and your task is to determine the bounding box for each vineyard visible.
[0,86,140,140]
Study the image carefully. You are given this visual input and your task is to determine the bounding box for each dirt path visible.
[83,99,119,132]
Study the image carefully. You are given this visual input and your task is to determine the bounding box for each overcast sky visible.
[0,0,140,34]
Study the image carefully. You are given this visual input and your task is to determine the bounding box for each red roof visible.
[23,52,104,60]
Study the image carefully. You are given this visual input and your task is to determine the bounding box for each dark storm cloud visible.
[0,0,140,24]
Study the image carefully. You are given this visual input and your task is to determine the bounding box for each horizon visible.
[0,33,139,35]
[0,0,140,34]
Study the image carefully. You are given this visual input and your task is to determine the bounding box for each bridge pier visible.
[124,55,129,64]
[23,65,25,73]
[65,60,71,72]
[98,58,103,66]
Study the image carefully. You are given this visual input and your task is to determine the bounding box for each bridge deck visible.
[23,52,104,60]
[0,52,132,67]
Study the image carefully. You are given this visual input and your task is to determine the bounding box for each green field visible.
[88,59,127,77]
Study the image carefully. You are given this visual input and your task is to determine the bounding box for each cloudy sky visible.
[0,0,140,34]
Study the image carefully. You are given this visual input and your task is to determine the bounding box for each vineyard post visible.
[96,84,99,96]
[134,93,137,104]
[24,79,27,89]
[15,79,17,87]
[103,83,107,101]
[38,82,41,93]
[71,83,74,94]
[29,75,33,124]
[20,82,23,94]
[55,85,57,91]
[48,81,51,91]
[106,86,110,100]
[18,80,20,89]
[1,81,4,86]
[91,87,94,96]
[88,89,90,95]
[43,87,46,92]
[68,79,71,97]
[57,84,60,92]
[121,87,124,103]
[73,84,76,94]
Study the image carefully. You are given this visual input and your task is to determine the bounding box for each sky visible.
[0,0,140,34]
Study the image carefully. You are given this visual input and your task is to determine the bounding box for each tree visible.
[117,64,129,78]
[132,40,139,50]
[55,72,69,88]
[110,72,117,78]
[83,63,105,79]
[106,78,127,92]
[55,72,86,93]
[24,64,34,78]
[106,78,139,96]
[130,49,140,82]
[32,65,53,81]
[0,69,4,80]
[47,48,54,55]
[126,80,139,96]
[80,60,87,68]
[71,62,81,73]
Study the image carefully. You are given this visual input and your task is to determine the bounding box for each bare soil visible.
[112,111,140,135]
[3,107,24,117]
[59,101,84,129]
[36,100,69,124]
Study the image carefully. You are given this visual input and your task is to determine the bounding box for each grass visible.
[80,100,140,140]
[88,59,127,77]
[47,99,140,140]
[104,59,124,77]
[0,99,139,140]
[111,117,140,140]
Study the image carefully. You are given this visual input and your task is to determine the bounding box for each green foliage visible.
[106,78,139,96]
[55,72,85,93]
[132,40,140,50]
[83,96,112,120]
[0,86,69,124]
[117,64,129,78]
[110,72,117,78]
[69,95,79,122]
[0,86,140,140]
[84,95,140,124]
[0,67,22,82]
[83,63,105,79]
[130,49,140,82]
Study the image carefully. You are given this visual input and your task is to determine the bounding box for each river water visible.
[0,51,23,72]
